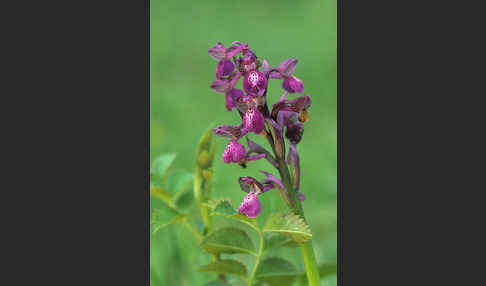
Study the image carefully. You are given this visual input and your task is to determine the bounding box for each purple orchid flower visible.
[237,176,265,218]
[222,139,246,163]
[210,71,244,111]
[276,110,304,144]
[238,191,261,218]
[209,41,311,217]
[208,42,248,61]
[216,59,235,79]
[236,48,260,74]
[267,58,304,93]
[243,70,268,97]
[209,42,248,80]
[222,139,266,165]
[243,107,265,134]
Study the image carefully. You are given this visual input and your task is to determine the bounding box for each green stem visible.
[247,231,264,286]
[276,157,320,286]
[300,240,320,286]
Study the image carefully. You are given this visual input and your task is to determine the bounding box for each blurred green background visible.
[150,0,336,285]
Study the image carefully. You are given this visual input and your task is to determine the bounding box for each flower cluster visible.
[209,41,311,218]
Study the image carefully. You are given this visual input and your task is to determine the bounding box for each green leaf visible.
[255,257,298,286]
[150,186,172,205]
[174,189,194,211]
[151,153,177,185]
[168,171,195,211]
[262,212,312,244]
[263,232,299,252]
[208,200,259,232]
[197,259,247,278]
[201,281,232,286]
[200,227,256,256]
[151,207,185,234]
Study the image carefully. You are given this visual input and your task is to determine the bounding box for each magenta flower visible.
[222,140,246,163]
[236,47,260,74]
[243,107,265,134]
[221,138,266,165]
[210,71,244,111]
[267,58,304,93]
[208,42,248,61]
[216,59,235,79]
[238,192,261,218]
[282,76,304,93]
[243,70,267,97]
[208,41,311,215]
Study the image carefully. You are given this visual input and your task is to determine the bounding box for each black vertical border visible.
[337,0,343,285]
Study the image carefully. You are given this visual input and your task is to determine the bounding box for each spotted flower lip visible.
[238,191,261,218]
[222,140,246,163]
[243,107,265,134]
[243,70,267,97]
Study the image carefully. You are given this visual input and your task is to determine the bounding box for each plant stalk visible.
[277,157,320,286]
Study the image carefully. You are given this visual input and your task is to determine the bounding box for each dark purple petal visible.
[282,76,304,93]
[243,107,265,134]
[263,184,274,192]
[210,79,229,94]
[245,153,266,162]
[291,94,311,112]
[216,60,235,79]
[276,110,298,128]
[238,192,261,218]
[285,121,304,144]
[225,89,244,111]
[277,58,298,78]
[208,42,227,60]
[260,171,286,192]
[222,140,246,163]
